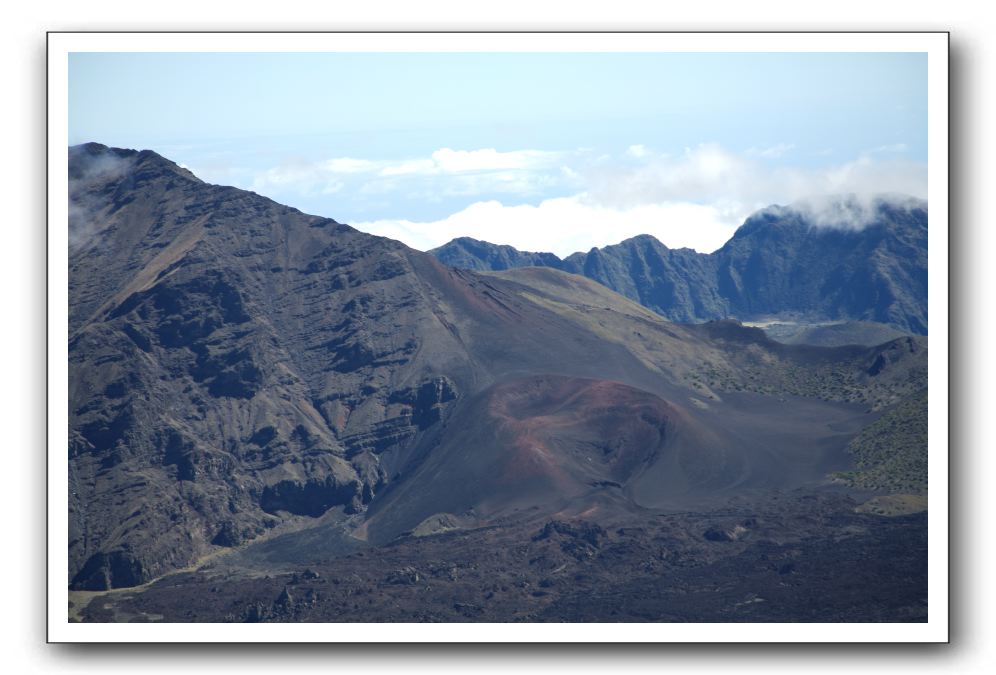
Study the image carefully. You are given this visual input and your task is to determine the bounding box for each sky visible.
[69,52,927,255]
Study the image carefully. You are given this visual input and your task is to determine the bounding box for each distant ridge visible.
[430,196,928,335]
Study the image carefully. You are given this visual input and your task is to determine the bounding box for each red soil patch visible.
[485,375,674,486]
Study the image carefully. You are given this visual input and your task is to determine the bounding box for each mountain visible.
[715,200,927,333]
[429,196,928,335]
[432,235,726,324]
[564,236,725,324]
[424,236,564,272]
[67,144,927,610]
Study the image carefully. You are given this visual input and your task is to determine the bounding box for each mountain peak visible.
[69,142,201,185]
[734,193,927,240]
[616,233,665,248]
[430,237,563,272]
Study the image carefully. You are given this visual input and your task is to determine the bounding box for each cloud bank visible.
[354,197,751,257]
[769,193,927,232]
[580,143,925,211]
[237,142,926,255]
[249,147,566,199]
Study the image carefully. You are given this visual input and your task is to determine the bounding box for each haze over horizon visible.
[69,52,927,255]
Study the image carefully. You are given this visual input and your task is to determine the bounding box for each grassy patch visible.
[834,389,927,494]
[855,494,928,516]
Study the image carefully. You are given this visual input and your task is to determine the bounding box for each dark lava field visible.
[75,491,926,623]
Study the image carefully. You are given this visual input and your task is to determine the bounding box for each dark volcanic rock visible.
[535,520,606,548]
[385,566,420,585]
[429,236,564,272]
[71,549,147,591]
[260,476,363,517]
[211,521,261,548]
[561,235,723,323]
[703,526,734,542]
[80,493,927,623]
[69,144,461,587]
[534,520,608,560]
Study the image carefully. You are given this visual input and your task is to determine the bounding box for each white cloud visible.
[321,178,345,195]
[251,161,347,195]
[430,147,557,173]
[747,142,796,159]
[320,157,377,173]
[583,143,926,210]
[250,147,564,197]
[242,142,926,253]
[350,195,743,256]
[783,193,926,231]
[374,149,556,178]
[867,143,909,154]
[815,155,925,197]
[379,159,435,176]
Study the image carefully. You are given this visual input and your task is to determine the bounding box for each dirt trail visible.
[67,509,360,622]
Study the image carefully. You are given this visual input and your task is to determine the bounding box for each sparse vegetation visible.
[694,344,926,410]
[833,389,927,494]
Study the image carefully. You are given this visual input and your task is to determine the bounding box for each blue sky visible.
[69,52,927,254]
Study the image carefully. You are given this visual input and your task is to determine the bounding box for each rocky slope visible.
[430,197,928,334]
[68,144,928,593]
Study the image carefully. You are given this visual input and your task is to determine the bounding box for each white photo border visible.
[47,31,949,643]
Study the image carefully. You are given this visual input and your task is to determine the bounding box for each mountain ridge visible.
[430,195,928,335]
